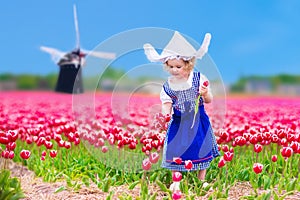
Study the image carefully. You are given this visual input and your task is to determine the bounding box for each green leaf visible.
[149,192,157,200]
[150,172,158,182]
[102,178,111,192]
[286,178,296,192]
[272,190,279,200]
[0,170,10,188]
[128,180,139,190]
[156,180,169,193]
[9,193,26,200]
[82,176,90,187]
[9,177,21,190]
[279,191,294,200]
[105,191,114,200]
[257,175,263,188]
[263,175,271,190]
[261,191,271,200]
[0,170,24,200]
[54,186,66,193]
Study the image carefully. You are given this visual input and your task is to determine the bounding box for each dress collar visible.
[168,71,194,91]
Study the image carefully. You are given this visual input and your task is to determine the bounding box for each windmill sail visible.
[73,4,80,50]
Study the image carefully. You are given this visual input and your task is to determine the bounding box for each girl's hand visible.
[198,81,212,103]
[199,85,208,97]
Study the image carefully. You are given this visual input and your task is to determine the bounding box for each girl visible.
[144,31,220,191]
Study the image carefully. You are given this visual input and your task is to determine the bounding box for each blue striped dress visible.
[161,71,220,171]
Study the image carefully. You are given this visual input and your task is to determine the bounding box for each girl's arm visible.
[162,102,172,115]
[160,88,172,115]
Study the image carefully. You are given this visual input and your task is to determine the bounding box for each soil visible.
[3,160,300,200]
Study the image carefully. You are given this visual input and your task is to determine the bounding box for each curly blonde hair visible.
[164,57,196,73]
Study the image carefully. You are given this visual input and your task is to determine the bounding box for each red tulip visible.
[281,146,293,158]
[289,141,299,153]
[223,152,234,162]
[36,137,46,146]
[271,135,279,143]
[20,150,31,160]
[142,158,152,171]
[6,142,16,151]
[184,160,193,170]
[7,130,18,142]
[172,172,182,182]
[41,151,47,157]
[165,114,171,122]
[74,137,80,145]
[149,152,160,164]
[271,155,277,162]
[49,150,57,158]
[102,146,108,153]
[45,141,53,149]
[26,136,33,144]
[64,141,71,149]
[221,144,229,152]
[128,142,137,150]
[249,135,258,144]
[203,80,209,87]
[0,136,9,145]
[218,157,226,168]
[253,163,263,174]
[219,130,229,140]
[280,138,288,147]
[235,136,247,146]
[8,151,15,159]
[2,150,9,159]
[254,144,263,153]
[172,190,182,200]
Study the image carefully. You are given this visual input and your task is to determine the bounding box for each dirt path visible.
[4,160,300,200]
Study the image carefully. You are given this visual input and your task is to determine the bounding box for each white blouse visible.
[160,71,212,103]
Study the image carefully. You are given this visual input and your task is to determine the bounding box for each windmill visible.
[40,4,116,94]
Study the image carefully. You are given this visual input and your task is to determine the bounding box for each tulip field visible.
[0,91,300,199]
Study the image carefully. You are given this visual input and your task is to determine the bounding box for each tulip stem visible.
[185,171,189,194]
[218,167,223,191]
[298,155,300,176]
[225,164,228,186]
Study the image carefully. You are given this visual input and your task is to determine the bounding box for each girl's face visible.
[166,58,189,80]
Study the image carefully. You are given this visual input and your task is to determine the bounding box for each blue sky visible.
[0,0,299,84]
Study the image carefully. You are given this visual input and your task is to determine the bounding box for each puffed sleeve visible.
[160,88,172,103]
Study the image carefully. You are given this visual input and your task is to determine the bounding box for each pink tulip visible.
[172,172,182,182]
[142,158,152,171]
[149,152,160,164]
